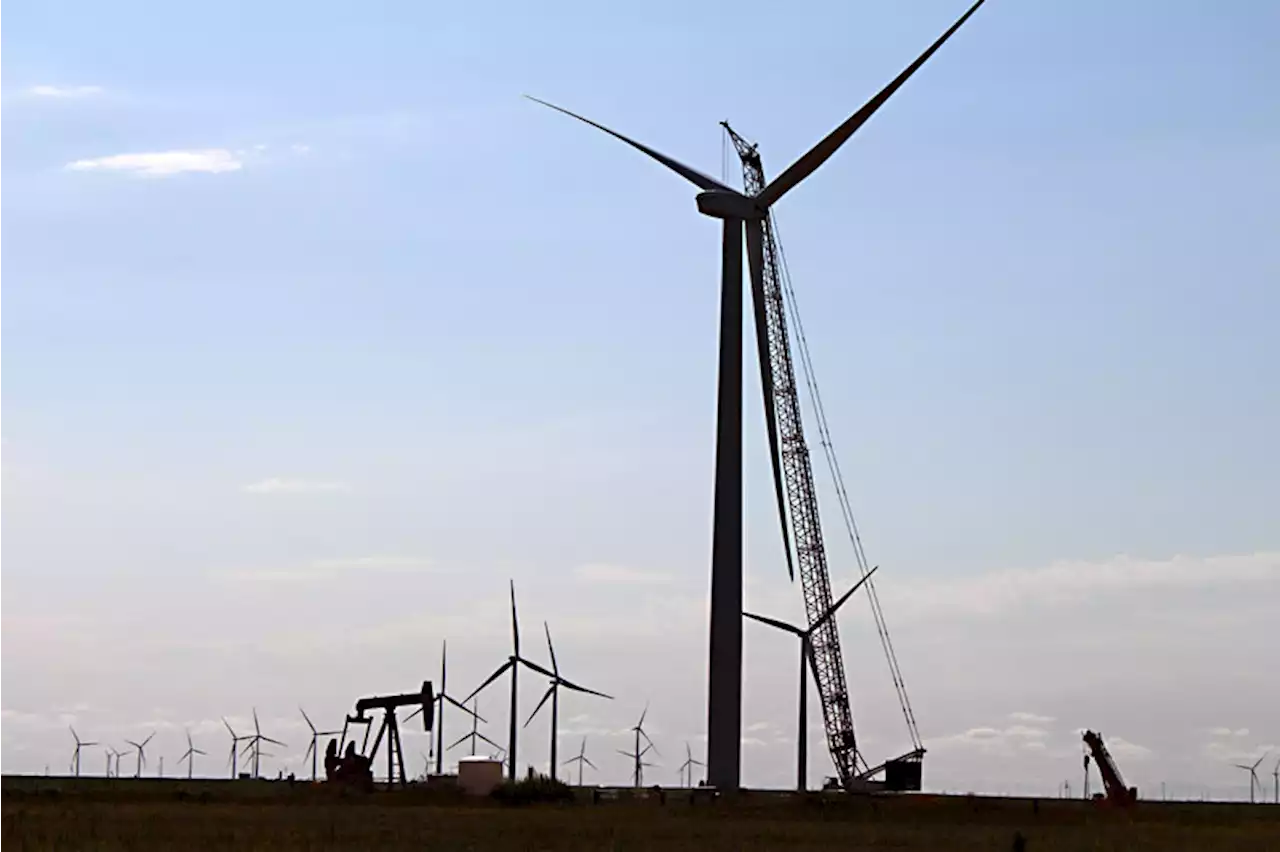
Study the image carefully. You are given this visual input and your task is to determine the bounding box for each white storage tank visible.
[457,757,504,796]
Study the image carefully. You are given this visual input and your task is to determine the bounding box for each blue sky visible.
[3,1,1278,794]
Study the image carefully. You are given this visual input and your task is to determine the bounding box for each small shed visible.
[457,757,504,796]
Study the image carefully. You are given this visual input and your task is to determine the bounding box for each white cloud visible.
[66,149,243,177]
[1009,711,1056,724]
[574,563,672,585]
[29,84,103,99]
[241,478,349,495]
[888,551,1278,620]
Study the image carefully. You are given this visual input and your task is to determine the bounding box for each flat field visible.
[4,776,1278,851]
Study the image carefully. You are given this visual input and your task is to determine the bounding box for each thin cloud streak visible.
[66,149,243,177]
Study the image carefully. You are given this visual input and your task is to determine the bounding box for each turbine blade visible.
[300,707,316,734]
[743,611,802,636]
[812,565,880,630]
[304,741,315,762]
[524,685,556,728]
[525,95,736,193]
[477,733,503,751]
[638,702,649,729]
[584,756,597,770]
[222,718,236,738]
[447,732,474,751]
[745,218,794,582]
[516,657,556,680]
[405,706,423,722]
[557,679,613,701]
[445,694,487,723]
[544,621,559,676]
[509,579,520,657]
[263,737,285,747]
[757,0,986,208]
[463,659,514,704]
[141,733,155,747]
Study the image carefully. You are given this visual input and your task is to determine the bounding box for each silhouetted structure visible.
[524,621,612,781]
[526,0,986,789]
[339,681,434,787]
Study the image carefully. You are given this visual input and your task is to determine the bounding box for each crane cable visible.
[767,211,923,753]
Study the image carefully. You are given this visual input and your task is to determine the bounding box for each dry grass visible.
[5,777,1278,851]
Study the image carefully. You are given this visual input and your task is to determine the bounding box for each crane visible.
[1082,730,1138,806]
[722,123,923,790]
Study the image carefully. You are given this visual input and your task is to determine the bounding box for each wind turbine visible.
[406,639,484,775]
[678,741,705,789]
[448,698,502,758]
[463,580,557,780]
[125,733,155,778]
[241,709,286,779]
[527,0,986,790]
[617,705,659,788]
[1272,758,1279,805]
[300,708,342,781]
[69,727,98,778]
[222,718,250,778]
[563,737,597,787]
[524,622,612,781]
[178,729,206,779]
[110,747,128,778]
[1234,753,1268,803]
[743,566,879,791]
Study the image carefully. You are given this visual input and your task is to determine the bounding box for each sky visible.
[2,0,1278,799]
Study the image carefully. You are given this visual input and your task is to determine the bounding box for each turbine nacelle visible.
[695,190,763,221]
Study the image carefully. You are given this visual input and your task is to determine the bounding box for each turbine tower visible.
[617,705,658,788]
[527,0,986,789]
[222,718,250,778]
[448,698,502,758]
[743,567,878,790]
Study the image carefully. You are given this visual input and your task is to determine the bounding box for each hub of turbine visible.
[696,190,764,221]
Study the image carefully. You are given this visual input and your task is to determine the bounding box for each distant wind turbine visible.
[743,566,878,791]
[125,733,155,778]
[178,729,206,779]
[678,741,705,788]
[448,698,502,758]
[240,709,286,779]
[562,737,596,787]
[69,727,98,778]
[464,580,557,780]
[300,708,341,781]
[617,705,658,787]
[1234,753,1268,803]
[524,622,612,781]
[406,639,483,776]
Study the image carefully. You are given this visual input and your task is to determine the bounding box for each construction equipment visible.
[722,123,922,791]
[337,681,434,787]
[1082,730,1138,806]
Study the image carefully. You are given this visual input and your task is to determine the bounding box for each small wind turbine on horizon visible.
[300,708,342,781]
[524,621,612,781]
[125,733,155,778]
[617,705,658,788]
[222,718,252,778]
[678,741,705,789]
[743,566,879,791]
[448,698,502,758]
[1234,753,1269,803]
[109,746,128,778]
[1272,757,1279,805]
[69,727,98,778]
[464,580,558,780]
[562,737,597,787]
[240,709,286,779]
[178,729,206,779]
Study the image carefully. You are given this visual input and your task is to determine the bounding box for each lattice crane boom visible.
[723,122,922,789]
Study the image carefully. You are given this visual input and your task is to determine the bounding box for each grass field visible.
[5,776,1279,851]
